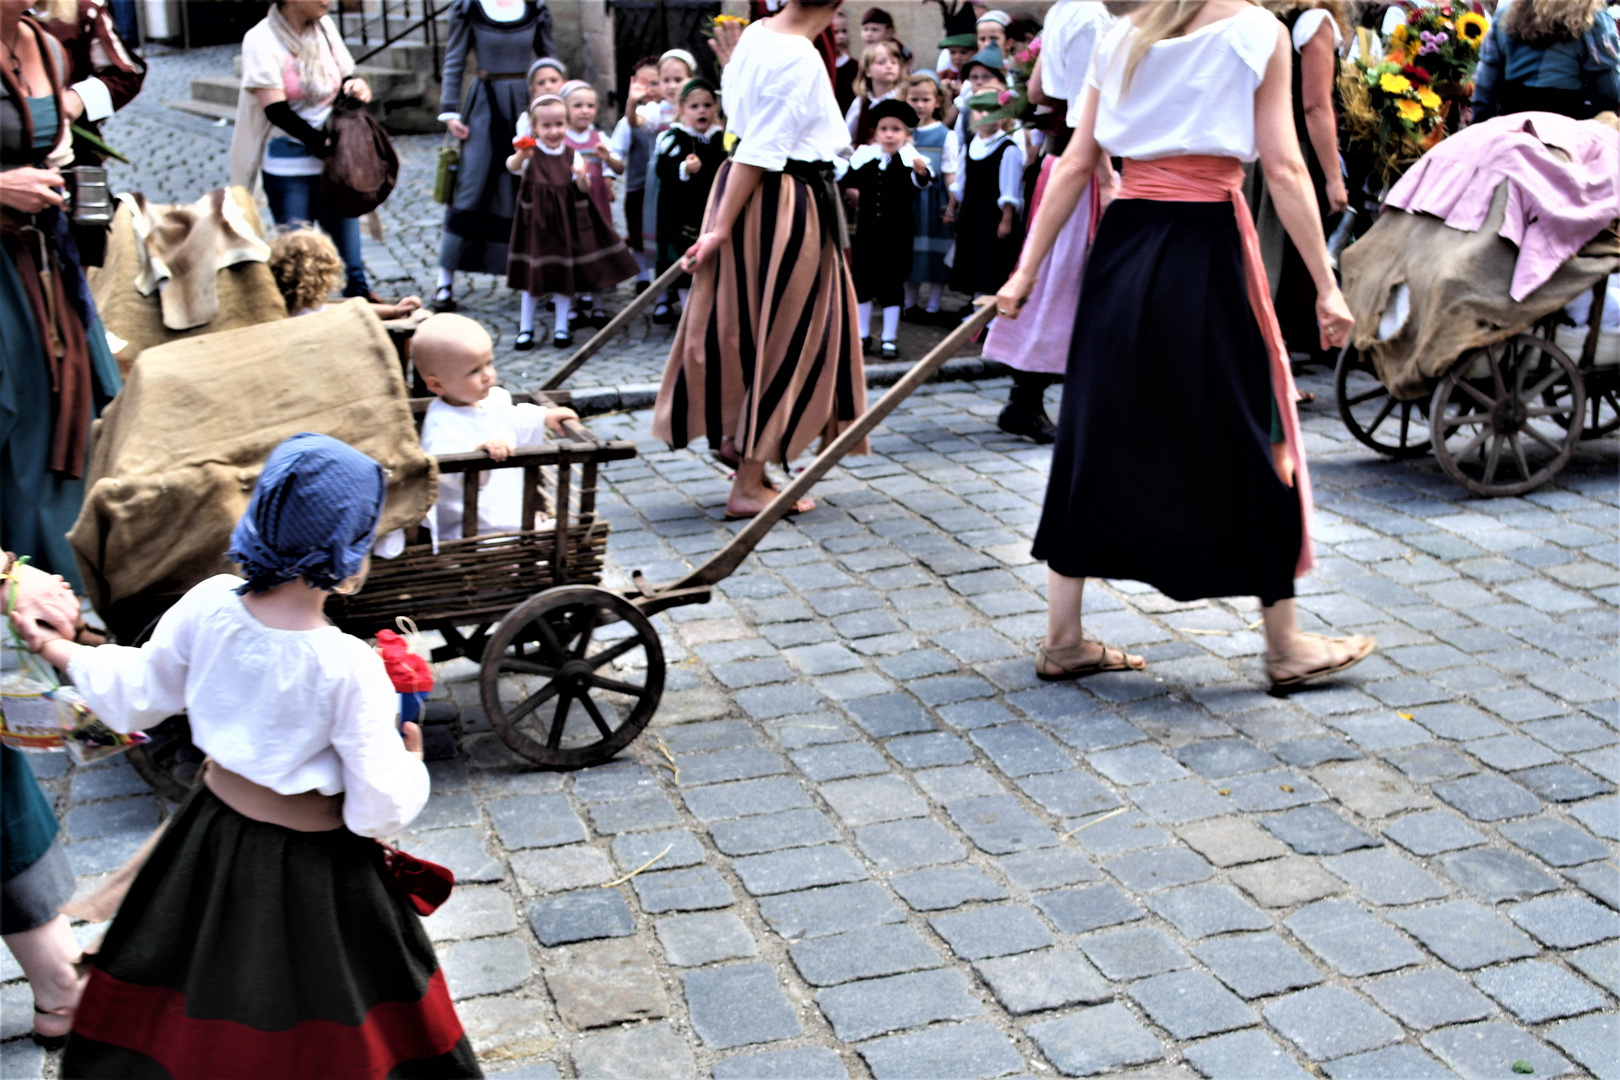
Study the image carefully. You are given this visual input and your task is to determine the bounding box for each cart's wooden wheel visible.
[1430,333,1583,498]
[126,714,202,802]
[480,586,665,769]
[1543,365,1619,439]
[1334,346,1431,458]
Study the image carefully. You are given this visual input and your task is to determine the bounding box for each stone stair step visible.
[189,75,241,107]
[166,98,236,123]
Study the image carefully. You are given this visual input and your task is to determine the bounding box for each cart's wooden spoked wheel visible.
[126,714,202,803]
[481,586,665,769]
[1430,333,1584,497]
[1334,346,1431,458]
[1543,366,1619,439]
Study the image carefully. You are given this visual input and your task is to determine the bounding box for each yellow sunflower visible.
[1390,23,1409,42]
[1418,88,1442,109]
[1380,72,1413,94]
[1396,98,1426,122]
[1456,12,1489,45]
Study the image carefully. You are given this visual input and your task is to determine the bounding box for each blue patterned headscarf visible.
[227,433,386,594]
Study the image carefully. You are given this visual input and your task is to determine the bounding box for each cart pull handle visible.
[540,261,691,392]
[640,298,1000,598]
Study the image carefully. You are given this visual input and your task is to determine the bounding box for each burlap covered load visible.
[1342,182,1620,401]
[69,301,436,635]
[89,187,287,367]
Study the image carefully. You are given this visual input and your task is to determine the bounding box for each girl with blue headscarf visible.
[13,433,482,1078]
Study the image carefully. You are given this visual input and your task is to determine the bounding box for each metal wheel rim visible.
[1334,346,1432,458]
[1429,334,1584,497]
[480,586,665,769]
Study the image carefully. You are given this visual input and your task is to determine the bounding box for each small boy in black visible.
[653,78,727,310]
[841,99,934,360]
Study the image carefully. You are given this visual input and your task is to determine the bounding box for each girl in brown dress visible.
[506,94,638,349]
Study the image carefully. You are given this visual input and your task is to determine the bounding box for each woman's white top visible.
[239,16,352,177]
[1291,8,1343,52]
[1087,6,1280,162]
[950,130,1025,209]
[722,20,850,170]
[68,575,429,838]
[1039,0,1115,125]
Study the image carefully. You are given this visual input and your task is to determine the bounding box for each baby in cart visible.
[413,314,578,542]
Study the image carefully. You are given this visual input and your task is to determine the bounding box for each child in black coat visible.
[653,78,727,308]
[841,98,934,360]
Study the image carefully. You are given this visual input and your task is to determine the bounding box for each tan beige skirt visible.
[652,159,868,467]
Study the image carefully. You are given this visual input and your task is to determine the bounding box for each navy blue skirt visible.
[1032,199,1300,606]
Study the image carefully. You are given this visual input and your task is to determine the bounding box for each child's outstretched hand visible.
[684,153,702,176]
[545,405,580,433]
[480,439,515,461]
[593,143,614,161]
[911,153,931,179]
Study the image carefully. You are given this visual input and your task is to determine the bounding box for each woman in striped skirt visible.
[652,0,863,519]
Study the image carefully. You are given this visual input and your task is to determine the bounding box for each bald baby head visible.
[414,313,498,405]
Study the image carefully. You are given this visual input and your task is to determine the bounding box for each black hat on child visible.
[866,98,919,129]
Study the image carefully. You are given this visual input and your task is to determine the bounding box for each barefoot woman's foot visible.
[1035,641,1146,682]
[1265,632,1375,691]
[724,491,815,519]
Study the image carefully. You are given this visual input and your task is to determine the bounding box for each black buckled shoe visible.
[514,329,535,351]
[552,328,573,348]
[879,340,900,360]
[997,404,1058,444]
[430,285,456,313]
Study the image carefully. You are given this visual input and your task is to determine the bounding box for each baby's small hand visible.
[480,440,515,461]
[545,406,580,433]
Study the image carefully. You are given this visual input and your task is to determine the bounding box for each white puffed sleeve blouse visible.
[721,20,850,171]
[1087,5,1281,162]
[67,574,430,837]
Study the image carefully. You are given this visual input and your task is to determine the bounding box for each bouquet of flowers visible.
[966,36,1041,129]
[1340,5,1488,187]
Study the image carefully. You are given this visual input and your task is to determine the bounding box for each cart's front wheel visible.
[1334,346,1432,458]
[1430,334,1583,497]
[481,586,665,769]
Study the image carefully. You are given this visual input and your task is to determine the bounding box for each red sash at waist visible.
[1118,155,1315,580]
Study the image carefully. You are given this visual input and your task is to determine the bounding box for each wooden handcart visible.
[123,267,996,797]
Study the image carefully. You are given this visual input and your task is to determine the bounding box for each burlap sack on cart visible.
[1343,182,1619,401]
[69,300,436,625]
[89,187,287,368]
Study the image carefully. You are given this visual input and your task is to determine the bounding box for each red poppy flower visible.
[1401,64,1433,84]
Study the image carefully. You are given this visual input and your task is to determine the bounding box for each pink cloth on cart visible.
[981,156,1099,374]
[1384,113,1620,302]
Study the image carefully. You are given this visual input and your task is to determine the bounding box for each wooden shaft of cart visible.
[540,261,691,392]
[641,298,999,598]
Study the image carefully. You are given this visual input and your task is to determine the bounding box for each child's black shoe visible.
[879,340,900,360]
[514,329,535,351]
[552,328,573,348]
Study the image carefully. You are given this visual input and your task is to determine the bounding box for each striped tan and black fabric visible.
[653,158,869,468]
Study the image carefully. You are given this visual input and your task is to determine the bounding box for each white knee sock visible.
[858,301,872,339]
[903,281,920,309]
[519,291,538,333]
[926,282,944,312]
[678,287,690,306]
[881,305,901,343]
[553,294,573,332]
[437,267,453,290]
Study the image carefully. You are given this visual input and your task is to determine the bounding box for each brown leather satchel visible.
[320,93,400,218]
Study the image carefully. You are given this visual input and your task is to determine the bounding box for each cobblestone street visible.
[3,46,1618,1080]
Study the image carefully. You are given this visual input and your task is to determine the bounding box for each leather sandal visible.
[1035,642,1146,682]
[1265,632,1375,693]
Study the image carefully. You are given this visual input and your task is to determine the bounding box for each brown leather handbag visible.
[321,92,400,218]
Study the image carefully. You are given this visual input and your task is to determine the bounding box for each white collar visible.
[849,142,924,171]
[670,122,717,142]
[534,139,566,156]
[564,127,595,144]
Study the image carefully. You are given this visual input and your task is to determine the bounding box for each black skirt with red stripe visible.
[62,785,481,1079]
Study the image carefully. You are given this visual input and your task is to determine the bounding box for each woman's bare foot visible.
[725,461,813,519]
[1265,632,1375,689]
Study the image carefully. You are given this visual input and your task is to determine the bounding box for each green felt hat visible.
[938,33,978,49]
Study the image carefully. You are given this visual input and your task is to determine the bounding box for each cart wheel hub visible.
[559,659,592,690]
[1493,398,1527,434]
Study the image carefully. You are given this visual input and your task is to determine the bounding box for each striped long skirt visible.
[652,159,868,467]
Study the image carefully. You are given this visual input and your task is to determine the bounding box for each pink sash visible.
[1117,155,1315,579]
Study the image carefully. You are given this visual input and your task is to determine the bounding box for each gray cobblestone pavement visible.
[5,48,1619,1080]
